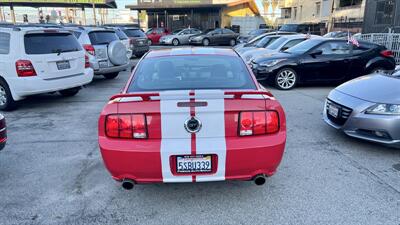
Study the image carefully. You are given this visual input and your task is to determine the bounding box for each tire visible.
[275,68,298,90]
[369,67,386,74]
[172,39,180,46]
[59,87,80,97]
[0,79,17,111]
[229,39,236,46]
[103,72,119,79]
[202,38,210,46]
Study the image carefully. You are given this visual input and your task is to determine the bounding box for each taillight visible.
[15,60,37,77]
[380,50,393,57]
[84,55,90,68]
[105,114,147,139]
[239,111,279,136]
[83,44,95,56]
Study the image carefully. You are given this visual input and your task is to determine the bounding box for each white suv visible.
[0,26,94,110]
[67,26,130,79]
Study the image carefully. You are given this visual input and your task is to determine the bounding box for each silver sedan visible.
[323,70,400,147]
[159,28,202,46]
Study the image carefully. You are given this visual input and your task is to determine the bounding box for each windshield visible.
[255,36,279,48]
[124,29,146,38]
[266,37,287,50]
[173,29,183,34]
[128,55,256,91]
[204,29,214,34]
[24,32,82,54]
[284,39,322,54]
[279,24,298,32]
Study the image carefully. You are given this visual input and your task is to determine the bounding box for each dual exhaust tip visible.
[121,174,266,190]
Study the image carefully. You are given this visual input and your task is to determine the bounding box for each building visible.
[126,0,262,33]
[330,0,365,33]
[363,0,399,33]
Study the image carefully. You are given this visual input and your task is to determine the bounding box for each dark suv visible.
[107,26,150,58]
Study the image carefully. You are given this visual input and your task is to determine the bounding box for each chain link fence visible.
[358,33,400,65]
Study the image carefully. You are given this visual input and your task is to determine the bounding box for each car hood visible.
[336,74,400,104]
[252,52,294,63]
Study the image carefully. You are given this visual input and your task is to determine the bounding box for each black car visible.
[111,26,150,57]
[279,23,324,35]
[0,114,6,150]
[237,28,275,44]
[188,28,239,46]
[250,39,396,90]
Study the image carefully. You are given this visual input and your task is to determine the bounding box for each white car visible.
[0,25,94,110]
[67,26,130,79]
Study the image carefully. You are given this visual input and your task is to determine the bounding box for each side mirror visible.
[309,49,323,56]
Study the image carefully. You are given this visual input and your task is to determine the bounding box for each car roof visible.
[146,47,238,58]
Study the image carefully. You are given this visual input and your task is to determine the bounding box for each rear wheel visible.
[0,80,17,111]
[229,39,236,46]
[275,68,297,90]
[103,72,119,79]
[172,39,180,46]
[202,38,210,46]
[59,87,80,97]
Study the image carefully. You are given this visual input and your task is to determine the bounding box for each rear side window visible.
[123,29,146,38]
[0,32,10,54]
[24,33,82,55]
[88,31,118,45]
[72,31,81,39]
[129,55,256,91]
[114,29,128,40]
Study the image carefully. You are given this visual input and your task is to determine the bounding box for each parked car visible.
[240,34,318,63]
[0,25,94,110]
[237,28,275,44]
[119,27,150,57]
[159,28,202,46]
[234,31,297,51]
[323,31,353,39]
[279,23,324,35]
[104,26,133,59]
[236,35,282,55]
[189,28,239,46]
[67,26,130,79]
[146,27,170,45]
[0,114,6,150]
[250,38,396,90]
[98,47,286,189]
[323,69,400,147]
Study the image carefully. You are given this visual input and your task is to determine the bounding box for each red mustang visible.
[98,48,286,189]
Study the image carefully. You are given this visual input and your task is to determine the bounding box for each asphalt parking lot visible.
[1,46,399,225]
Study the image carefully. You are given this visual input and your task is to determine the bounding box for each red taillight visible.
[84,54,90,68]
[239,111,279,136]
[380,50,393,57]
[83,44,95,56]
[15,60,37,77]
[105,114,147,139]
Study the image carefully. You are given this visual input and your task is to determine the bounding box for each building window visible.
[339,0,362,7]
[281,8,292,19]
[375,0,395,25]
[315,2,321,17]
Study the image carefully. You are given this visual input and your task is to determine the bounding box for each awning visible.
[0,0,117,8]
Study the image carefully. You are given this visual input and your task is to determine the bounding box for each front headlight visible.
[259,59,286,67]
[365,104,400,115]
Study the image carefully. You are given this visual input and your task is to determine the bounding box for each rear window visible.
[129,55,256,91]
[279,24,298,32]
[24,32,82,55]
[88,31,118,45]
[114,29,128,40]
[0,32,10,54]
[124,29,146,38]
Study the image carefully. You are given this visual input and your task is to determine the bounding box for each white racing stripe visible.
[194,90,227,182]
[160,90,192,183]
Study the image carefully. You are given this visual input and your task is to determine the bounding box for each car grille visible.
[326,99,353,126]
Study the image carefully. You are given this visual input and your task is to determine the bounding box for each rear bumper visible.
[99,134,286,184]
[10,68,94,101]
[132,46,150,55]
[94,63,129,75]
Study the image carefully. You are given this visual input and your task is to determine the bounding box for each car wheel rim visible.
[173,40,178,46]
[0,86,7,106]
[277,70,296,89]
[204,40,209,46]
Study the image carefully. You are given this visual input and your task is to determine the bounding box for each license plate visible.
[56,61,70,70]
[328,105,339,118]
[99,61,108,68]
[176,155,212,173]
